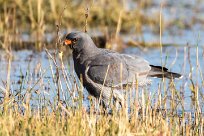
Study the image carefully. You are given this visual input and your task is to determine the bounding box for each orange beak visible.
[63,39,72,46]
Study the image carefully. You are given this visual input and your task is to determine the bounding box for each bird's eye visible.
[72,38,78,43]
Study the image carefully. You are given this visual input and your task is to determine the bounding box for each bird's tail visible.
[148,65,182,79]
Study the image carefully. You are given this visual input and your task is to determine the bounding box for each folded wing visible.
[86,52,151,87]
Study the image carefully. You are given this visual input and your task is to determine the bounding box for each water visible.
[0,45,203,112]
[124,46,204,112]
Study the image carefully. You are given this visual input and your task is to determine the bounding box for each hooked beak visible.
[63,39,72,46]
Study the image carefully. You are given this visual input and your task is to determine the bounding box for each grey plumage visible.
[64,31,182,106]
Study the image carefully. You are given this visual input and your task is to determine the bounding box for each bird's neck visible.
[73,46,100,64]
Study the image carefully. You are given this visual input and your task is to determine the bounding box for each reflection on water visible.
[0,45,203,113]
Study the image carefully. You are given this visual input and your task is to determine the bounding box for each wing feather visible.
[86,52,151,87]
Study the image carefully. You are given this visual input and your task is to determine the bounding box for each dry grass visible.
[0,0,164,50]
[0,0,157,32]
[0,46,203,135]
[0,0,202,50]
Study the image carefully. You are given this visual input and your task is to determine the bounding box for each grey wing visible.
[121,54,151,85]
[86,52,151,87]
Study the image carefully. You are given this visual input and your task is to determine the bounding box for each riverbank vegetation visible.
[0,0,204,135]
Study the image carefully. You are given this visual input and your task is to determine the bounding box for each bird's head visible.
[63,31,96,52]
